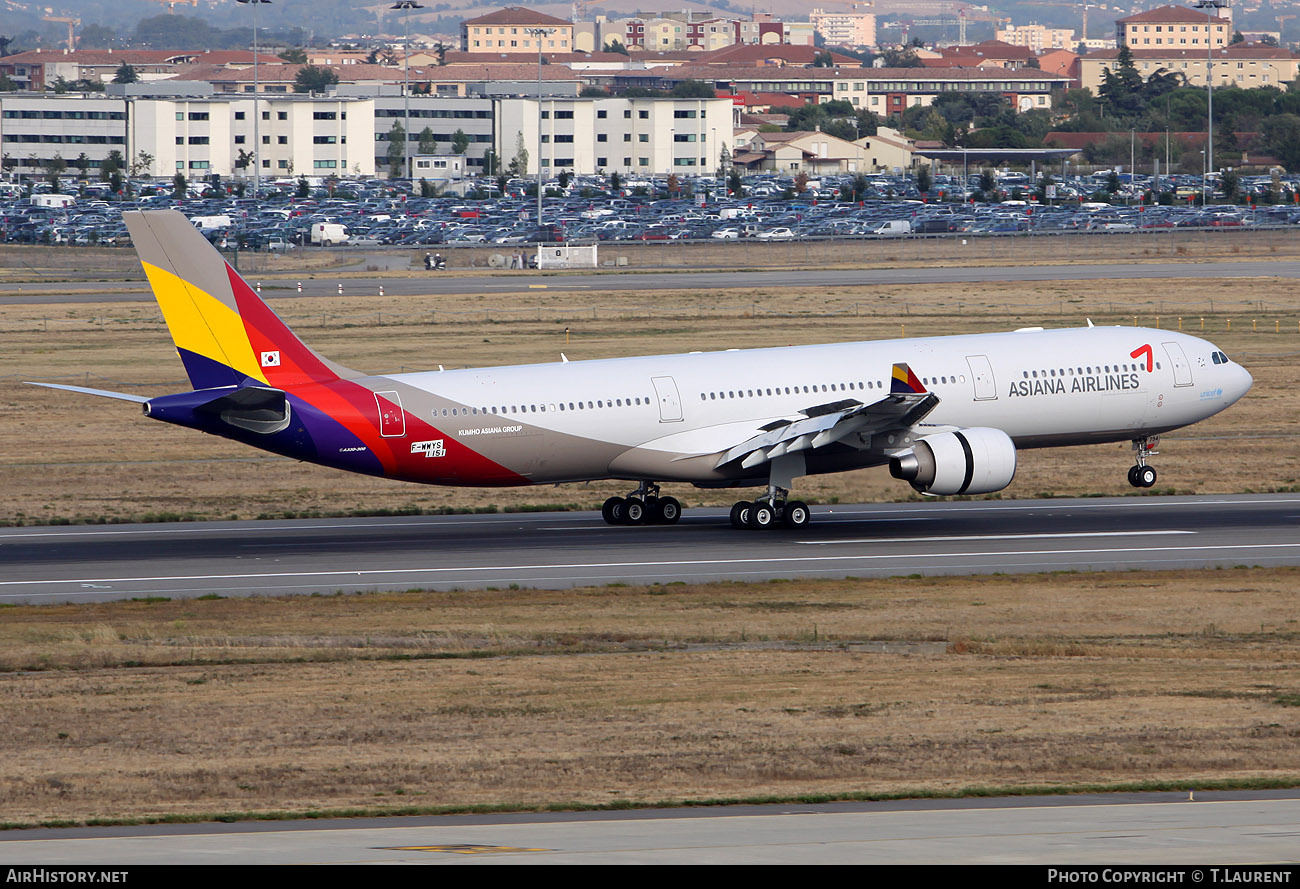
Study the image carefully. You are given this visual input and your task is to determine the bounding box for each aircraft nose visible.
[1229,363,1253,403]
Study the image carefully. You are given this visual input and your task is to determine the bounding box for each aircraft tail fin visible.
[123,210,357,391]
[890,362,926,395]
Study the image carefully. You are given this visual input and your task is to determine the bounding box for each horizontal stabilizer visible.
[25,382,149,404]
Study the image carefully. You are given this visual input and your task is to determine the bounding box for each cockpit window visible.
[1211,351,1230,365]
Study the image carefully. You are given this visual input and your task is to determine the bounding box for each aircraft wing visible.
[713,363,938,471]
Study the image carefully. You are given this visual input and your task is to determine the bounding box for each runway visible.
[1,790,1297,864]
[0,259,1296,304]
[3,494,1298,603]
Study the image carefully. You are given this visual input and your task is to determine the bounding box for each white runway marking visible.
[2,540,1297,596]
[799,530,1195,545]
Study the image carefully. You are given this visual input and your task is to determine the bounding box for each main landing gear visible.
[601,482,682,525]
[729,486,811,531]
[1128,436,1159,488]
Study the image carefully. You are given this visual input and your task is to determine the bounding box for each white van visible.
[190,214,232,232]
[310,222,348,246]
[869,219,912,236]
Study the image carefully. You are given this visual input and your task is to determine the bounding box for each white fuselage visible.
[377,325,1251,487]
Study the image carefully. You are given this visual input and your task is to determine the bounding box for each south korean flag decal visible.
[260,350,282,368]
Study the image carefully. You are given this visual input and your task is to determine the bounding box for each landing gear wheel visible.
[1136,465,1157,488]
[602,496,625,525]
[747,503,776,529]
[623,498,648,524]
[653,496,681,525]
[730,501,752,529]
[782,500,811,529]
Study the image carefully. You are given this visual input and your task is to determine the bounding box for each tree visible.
[916,164,932,193]
[79,24,120,50]
[669,79,716,98]
[130,151,153,177]
[43,154,66,192]
[386,121,406,177]
[727,167,743,197]
[172,172,187,198]
[99,149,124,182]
[451,128,470,155]
[74,152,90,179]
[278,46,307,64]
[602,39,628,55]
[293,65,339,94]
[1261,113,1300,170]
[418,126,436,155]
[609,170,622,192]
[296,176,309,197]
[508,131,529,177]
[234,148,254,172]
[1220,167,1239,200]
[112,63,138,84]
[878,46,923,68]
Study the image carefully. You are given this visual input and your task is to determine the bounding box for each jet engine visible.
[888,427,1017,496]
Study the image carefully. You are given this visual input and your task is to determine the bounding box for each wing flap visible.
[713,363,939,471]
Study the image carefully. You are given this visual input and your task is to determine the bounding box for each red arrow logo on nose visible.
[1130,343,1153,372]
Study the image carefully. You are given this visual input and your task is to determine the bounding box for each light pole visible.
[526,26,554,225]
[237,0,271,195]
[1194,0,1228,200]
[392,1,424,182]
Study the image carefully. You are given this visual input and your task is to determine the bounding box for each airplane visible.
[30,209,1253,530]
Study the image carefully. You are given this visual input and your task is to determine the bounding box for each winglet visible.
[890,363,926,395]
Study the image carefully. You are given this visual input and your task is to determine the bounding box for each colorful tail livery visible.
[117,210,525,487]
[126,210,356,390]
[29,208,1253,529]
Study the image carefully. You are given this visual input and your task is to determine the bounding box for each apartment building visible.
[995,24,1076,52]
[493,95,733,176]
[1116,5,1231,50]
[460,6,575,54]
[1079,43,1299,91]
[810,8,877,49]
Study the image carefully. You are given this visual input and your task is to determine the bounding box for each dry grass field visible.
[0,569,1297,825]
[1,234,1298,825]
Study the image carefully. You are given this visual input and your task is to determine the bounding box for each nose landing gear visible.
[1128,437,1159,488]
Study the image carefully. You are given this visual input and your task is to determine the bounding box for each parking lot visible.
[2,170,1299,259]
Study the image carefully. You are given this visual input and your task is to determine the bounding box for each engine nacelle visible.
[889,427,1017,496]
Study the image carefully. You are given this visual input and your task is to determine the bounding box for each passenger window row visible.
[1023,362,1161,379]
[437,396,654,419]
[698,380,880,402]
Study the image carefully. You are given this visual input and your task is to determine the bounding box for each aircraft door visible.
[966,355,998,400]
[1162,342,1193,387]
[374,390,406,437]
[652,376,683,422]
